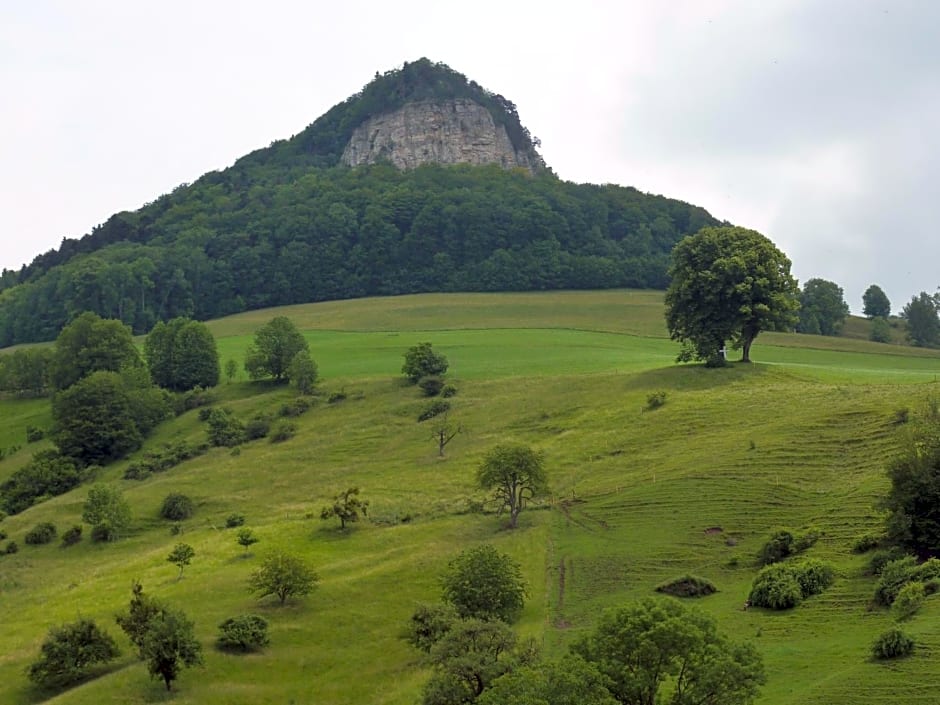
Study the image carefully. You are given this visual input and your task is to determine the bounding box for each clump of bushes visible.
[328,390,347,404]
[418,375,445,397]
[644,391,667,411]
[61,525,82,546]
[866,547,910,576]
[655,574,717,598]
[5,540,18,554]
[748,559,835,610]
[173,386,216,415]
[244,414,272,441]
[892,581,926,621]
[123,440,209,480]
[441,385,457,398]
[757,526,821,566]
[90,522,116,543]
[852,533,882,554]
[279,398,311,417]
[24,522,57,545]
[205,408,246,447]
[270,421,297,443]
[226,513,246,528]
[25,425,45,443]
[217,614,270,652]
[160,493,195,521]
[871,626,915,660]
[418,400,450,422]
[874,556,940,606]
[0,529,6,541]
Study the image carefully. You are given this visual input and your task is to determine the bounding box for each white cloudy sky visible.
[2,0,937,313]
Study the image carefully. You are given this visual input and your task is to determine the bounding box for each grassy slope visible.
[1,291,940,704]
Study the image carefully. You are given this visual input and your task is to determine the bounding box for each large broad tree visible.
[244,316,309,382]
[573,598,765,705]
[27,619,120,688]
[50,312,144,391]
[140,609,203,691]
[477,444,547,529]
[797,278,850,336]
[882,425,940,556]
[902,292,940,347]
[863,284,891,319]
[665,226,799,363]
[144,317,220,391]
[440,544,527,623]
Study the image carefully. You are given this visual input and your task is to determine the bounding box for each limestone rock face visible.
[341,99,543,172]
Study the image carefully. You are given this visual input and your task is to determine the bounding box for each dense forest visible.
[0,60,719,346]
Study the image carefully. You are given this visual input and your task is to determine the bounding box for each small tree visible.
[248,550,318,605]
[863,284,892,318]
[244,316,309,382]
[903,292,940,347]
[160,493,194,521]
[321,487,369,529]
[167,543,195,579]
[217,614,269,652]
[82,484,132,541]
[440,544,527,623]
[116,581,165,652]
[288,350,319,394]
[140,608,203,691]
[28,619,120,688]
[224,358,238,383]
[477,444,548,528]
[236,527,259,555]
[431,413,462,457]
[204,407,245,447]
[402,342,448,384]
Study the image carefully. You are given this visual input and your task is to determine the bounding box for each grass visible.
[2,290,940,704]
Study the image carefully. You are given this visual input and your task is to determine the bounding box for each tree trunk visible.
[742,336,753,362]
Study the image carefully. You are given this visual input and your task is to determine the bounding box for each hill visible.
[0,59,719,346]
[2,291,940,703]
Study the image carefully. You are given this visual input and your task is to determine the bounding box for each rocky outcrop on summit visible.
[341,99,544,172]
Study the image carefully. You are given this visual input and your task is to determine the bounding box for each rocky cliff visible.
[341,99,544,172]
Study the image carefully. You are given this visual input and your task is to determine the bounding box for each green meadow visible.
[1,290,940,704]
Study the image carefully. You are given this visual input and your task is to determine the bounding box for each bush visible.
[173,386,216,415]
[757,529,795,566]
[874,556,918,606]
[217,614,270,651]
[418,400,451,422]
[123,441,209,480]
[5,540,18,554]
[0,529,5,541]
[891,407,910,425]
[197,407,214,422]
[871,626,915,659]
[793,559,835,597]
[160,493,195,521]
[794,527,821,552]
[402,342,448,383]
[327,390,347,404]
[655,574,717,598]
[866,547,910,576]
[748,564,804,610]
[418,375,445,397]
[870,317,893,343]
[244,414,271,441]
[24,521,57,545]
[644,391,667,411]
[225,513,246,528]
[61,525,83,546]
[270,421,297,443]
[406,603,458,652]
[205,408,246,447]
[852,533,881,553]
[278,397,311,417]
[90,522,117,543]
[441,544,527,622]
[892,581,926,621]
[441,385,457,398]
[27,618,121,687]
[25,425,45,443]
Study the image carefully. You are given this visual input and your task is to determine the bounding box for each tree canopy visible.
[27,619,120,689]
[49,312,143,391]
[244,316,309,382]
[902,292,940,347]
[664,226,799,363]
[248,550,318,604]
[797,278,849,336]
[440,544,527,623]
[144,317,219,391]
[863,284,891,318]
[477,444,547,528]
[882,421,940,556]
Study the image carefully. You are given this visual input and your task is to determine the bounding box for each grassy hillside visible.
[1,291,939,704]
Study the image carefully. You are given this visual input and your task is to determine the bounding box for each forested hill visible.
[0,60,720,346]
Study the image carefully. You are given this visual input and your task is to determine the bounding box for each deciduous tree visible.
[50,312,143,391]
[140,608,203,691]
[167,543,195,579]
[248,550,318,604]
[320,487,369,529]
[82,484,132,541]
[863,284,891,318]
[797,278,849,336]
[244,316,308,382]
[441,545,527,623]
[144,317,220,391]
[477,444,547,528]
[27,619,120,688]
[665,226,799,363]
[402,342,449,383]
[902,292,940,347]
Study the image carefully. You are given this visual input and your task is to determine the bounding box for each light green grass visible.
[1,291,940,704]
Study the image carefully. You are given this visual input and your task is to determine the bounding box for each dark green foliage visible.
[25,425,45,443]
[644,390,667,411]
[320,487,369,529]
[27,619,120,688]
[757,527,818,566]
[867,547,910,575]
[116,581,164,653]
[204,407,246,447]
[853,533,882,553]
[160,493,194,521]
[244,317,308,382]
[145,317,220,391]
[870,317,892,343]
[441,384,457,398]
[477,655,619,705]
[217,614,269,652]
[49,312,144,391]
[797,278,850,336]
[61,525,82,546]
[225,513,245,528]
[5,540,18,554]
[871,627,915,660]
[0,529,5,541]
[406,603,458,653]
[655,574,717,598]
[863,284,892,318]
[792,559,835,596]
[573,598,765,705]
[288,350,318,394]
[665,226,799,363]
[418,400,451,422]
[90,523,117,542]
[403,343,448,384]
[52,370,171,465]
[902,292,940,347]
[269,421,297,443]
[248,551,318,604]
[749,560,835,609]
[24,521,57,545]
[477,444,548,529]
[244,414,271,441]
[0,347,52,396]
[0,450,85,514]
[278,397,311,417]
[140,608,203,691]
[173,386,216,415]
[123,441,209,480]
[441,545,527,622]
[892,581,926,620]
[418,375,445,397]
[167,543,195,579]
[224,358,238,383]
[882,426,940,555]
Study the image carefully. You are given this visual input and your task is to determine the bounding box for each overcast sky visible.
[2,0,937,313]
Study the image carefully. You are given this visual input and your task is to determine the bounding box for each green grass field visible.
[1,290,940,704]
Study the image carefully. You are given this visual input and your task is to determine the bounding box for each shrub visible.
[441,544,527,622]
[748,564,804,610]
[244,414,271,441]
[197,407,214,422]
[402,342,448,383]
[123,441,209,480]
[866,547,910,576]
[853,533,881,553]
[757,529,795,566]
[644,391,667,411]
[870,317,893,343]
[90,522,117,543]
[891,406,910,425]
[441,385,458,398]
[418,400,450,422]
[61,525,83,546]
[160,493,195,521]
[225,513,246,528]
[871,626,915,659]
[655,574,717,598]
[25,425,45,443]
[5,540,18,554]
[874,556,919,606]
[418,375,445,397]
[892,581,926,621]
[24,522,57,545]
[217,614,270,651]
[173,386,216,415]
[793,559,835,597]
[278,397,311,417]
[911,557,940,583]
[205,408,246,447]
[270,421,297,443]
[27,618,121,687]
[406,603,458,652]
[0,529,6,541]
[794,527,821,552]
[327,390,347,404]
